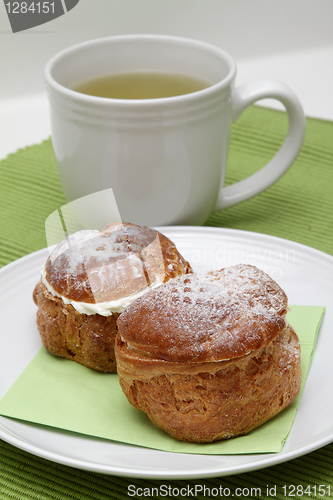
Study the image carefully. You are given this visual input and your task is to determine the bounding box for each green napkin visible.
[0,305,324,455]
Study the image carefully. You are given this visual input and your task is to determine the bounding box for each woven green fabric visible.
[206,106,333,256]
[1,105,333,499]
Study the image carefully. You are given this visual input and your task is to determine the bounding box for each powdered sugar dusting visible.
[119,264,288,362]
[42,224,191,315]
[44,226,160,303]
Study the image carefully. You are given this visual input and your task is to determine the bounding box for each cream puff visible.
[33,223,192,372]
[115,264,301,442]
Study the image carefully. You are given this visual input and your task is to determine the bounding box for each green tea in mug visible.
[72,71,211,99]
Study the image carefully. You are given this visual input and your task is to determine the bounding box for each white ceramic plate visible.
[0,227,332,479]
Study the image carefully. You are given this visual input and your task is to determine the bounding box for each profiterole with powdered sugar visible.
[33,222,192,372]
[115,264,301,442]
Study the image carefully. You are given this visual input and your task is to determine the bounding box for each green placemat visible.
[206,106,333,256]
[1,105,333,498]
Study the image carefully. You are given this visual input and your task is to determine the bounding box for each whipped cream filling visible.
[40,264,162,317]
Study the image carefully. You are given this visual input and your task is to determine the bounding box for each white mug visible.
[45,34,306,226]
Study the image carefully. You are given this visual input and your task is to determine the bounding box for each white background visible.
[1,0,333,160]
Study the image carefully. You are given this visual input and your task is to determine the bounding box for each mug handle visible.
[215,80,306,210]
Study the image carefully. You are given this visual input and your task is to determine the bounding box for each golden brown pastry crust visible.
[115,264,301,442]
[117,264,288,363]
[33,282,119,372]
[44,223,192,303]
[33,223,192,372]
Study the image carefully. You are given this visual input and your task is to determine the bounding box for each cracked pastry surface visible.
[33,222,192,372]
[115,264,302,442]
